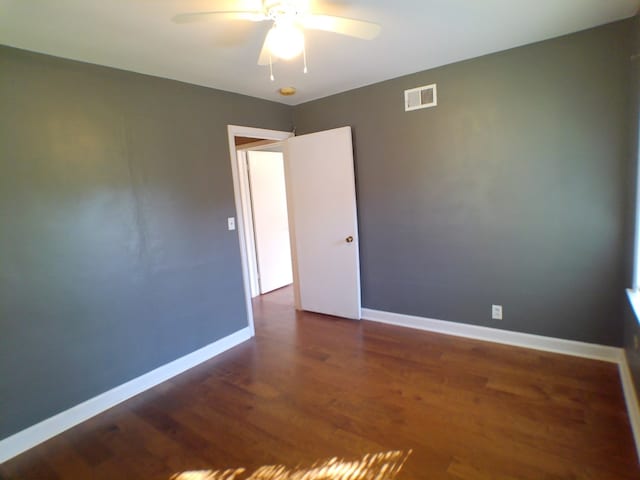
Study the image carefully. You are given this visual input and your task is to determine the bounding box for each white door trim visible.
[236,149,260,298]
[236,141,287,298]
[246,150,292,294]
[227,125,293,336]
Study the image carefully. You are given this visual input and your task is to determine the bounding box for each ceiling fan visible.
[173,0,381,78]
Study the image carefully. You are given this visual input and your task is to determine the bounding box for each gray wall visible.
[0,46,291,439]
[624,16,640,396]
[294,20,633,346]
[2,18,635,441]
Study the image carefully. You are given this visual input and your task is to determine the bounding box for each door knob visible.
[345,236,354,243]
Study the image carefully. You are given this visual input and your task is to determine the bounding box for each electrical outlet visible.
[491,304,503,320]
[227,217,236,231]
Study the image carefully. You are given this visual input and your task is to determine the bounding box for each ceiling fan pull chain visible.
[303,44,308,74]
[269,54,275,81]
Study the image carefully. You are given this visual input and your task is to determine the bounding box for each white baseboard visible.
[361,308,622,363]
[3,313,640,466]
[362,308,640,461]
[0,326,252,464]
[619,352,640,462]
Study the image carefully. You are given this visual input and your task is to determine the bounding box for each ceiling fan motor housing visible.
[264,0,306,23]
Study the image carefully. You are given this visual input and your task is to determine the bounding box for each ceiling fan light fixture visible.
[266,23,305,60]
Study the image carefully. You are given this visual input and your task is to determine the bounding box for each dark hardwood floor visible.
[1,286,639,479]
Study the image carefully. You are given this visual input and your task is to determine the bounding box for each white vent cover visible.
[404,84,437,111]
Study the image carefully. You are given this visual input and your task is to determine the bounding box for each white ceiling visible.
[0,0,638,105]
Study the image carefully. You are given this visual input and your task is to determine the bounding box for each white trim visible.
[237,140,285,153]
[619,351,640,462]
[236,139,279,151]
[0,326,252,464]
[227,125,293,335]
[404,83,437,111]
[238,143,288,298]
[237,149,260,298]
[362,307,640,461]
[282,139,302,311]
[627,289,640,326]
[3,311,640,465]
[633,93,640,289]
[361,308,622,363]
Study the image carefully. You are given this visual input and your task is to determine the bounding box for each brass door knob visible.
[345,236,354,243]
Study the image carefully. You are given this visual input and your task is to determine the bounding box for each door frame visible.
[235,148,260,298]
[227,125,294,336]
[237,143,287,297]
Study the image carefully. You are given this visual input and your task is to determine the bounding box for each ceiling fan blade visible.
[172,11,266,24]
[299,14,381,40]
[211,22,257,47]
[257,34,277,66]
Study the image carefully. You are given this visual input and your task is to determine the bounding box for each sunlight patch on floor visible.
[170,450,411,479]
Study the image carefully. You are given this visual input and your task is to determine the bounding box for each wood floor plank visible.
[1,285,638,479]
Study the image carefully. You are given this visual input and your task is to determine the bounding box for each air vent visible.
[404,84,437,112]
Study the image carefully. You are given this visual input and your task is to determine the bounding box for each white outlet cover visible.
[227,217,236,231]
[492,304,503,320]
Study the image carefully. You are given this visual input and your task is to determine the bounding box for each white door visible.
[284,126,361,319]
[247,150,293,294]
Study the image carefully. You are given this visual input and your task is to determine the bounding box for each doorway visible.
[228,126,294,336]
[236,142,293,297]
[228,125,362,337]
